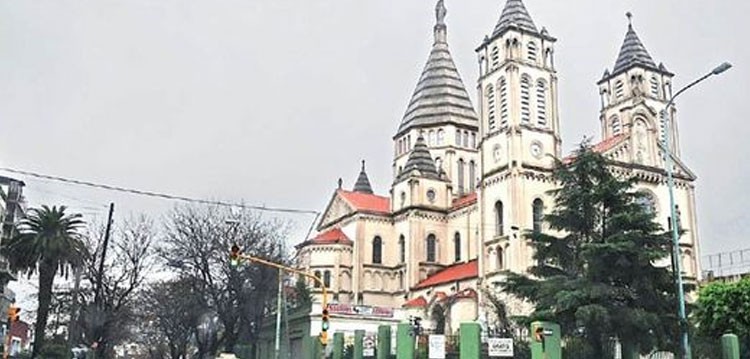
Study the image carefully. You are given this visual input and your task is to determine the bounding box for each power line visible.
[0,167,320,216]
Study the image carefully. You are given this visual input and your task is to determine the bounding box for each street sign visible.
[488,338,514,357]
[363,334,376,357]
[428,335,446,359]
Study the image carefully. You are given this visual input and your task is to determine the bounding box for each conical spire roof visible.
[353,160,374,194]
[397,0,478,136]
[399,135,439,181]
[492,0,538,37]
[611,13,659,75]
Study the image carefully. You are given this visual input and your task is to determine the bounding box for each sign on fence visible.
[428,335,446,359]
[487,338,514,357]
[363,334,376,357]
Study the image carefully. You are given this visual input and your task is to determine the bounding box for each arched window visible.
[611,115,622,135]
[536,80,547,126]
[521,76,531,124]
[533,198,544,233]
[314,271,322,288]
[437,129,445,145]
[615,80,625,100]
[487,85,497,131]
[457,159,465,195]
[428,130,436,146]
[636,191,657,215]
[497,247,504,270]
[463,131,469,147]
[455,130,461,145]
[323,271,331,288]
[491,46,500,68]
[399,235,405,263]
[469,161,476,192]
[426,234,437,262]
[527,42,537,63]
[650,76,660,98]
[495,201,504,236]
[407,135,411,149]
[372,236,382,264]
[499,77,509,127]
[454,232,461,262]
[399,271,404,289]
[470,132,477,148]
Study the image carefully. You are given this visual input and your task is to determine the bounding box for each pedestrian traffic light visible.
[533,326,546,351]
[320,307,330,346]
[229,244,241,267]
[319,331,328,346]
[7,305,20,323]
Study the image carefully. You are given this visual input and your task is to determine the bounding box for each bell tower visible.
[598,13,677,166]
[476,0,561,175]
[393,0,479,198]
[476,0,560,275]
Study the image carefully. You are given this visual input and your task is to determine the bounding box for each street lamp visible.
[662,61,732,359]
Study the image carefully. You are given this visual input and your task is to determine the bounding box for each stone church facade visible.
[294,0,701,336]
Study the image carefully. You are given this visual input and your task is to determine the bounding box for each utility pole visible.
[274,267,283,359]
[95,203,114,306]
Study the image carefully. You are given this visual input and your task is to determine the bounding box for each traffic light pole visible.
[233,252,329,310]
[232,250,330,352]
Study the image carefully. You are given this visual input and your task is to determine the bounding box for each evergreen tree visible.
[502,142,680,357]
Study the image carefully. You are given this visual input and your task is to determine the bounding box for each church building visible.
[289,0,701,345]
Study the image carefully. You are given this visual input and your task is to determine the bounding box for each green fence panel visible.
[377,325,391,359]
[722,334,740,359]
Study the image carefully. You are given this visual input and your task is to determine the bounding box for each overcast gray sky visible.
[1,0,748,260]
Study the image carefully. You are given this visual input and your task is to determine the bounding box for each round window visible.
[427,189,436,203]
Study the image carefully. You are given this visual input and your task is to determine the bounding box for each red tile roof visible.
[592,134,627,153]
[453,288,477,300]
[338,190,390,214]
[563,134,627,164]
[451,192,477,210]
[296,228,352,249]
[414,260,478,289]
[402,296,428,308]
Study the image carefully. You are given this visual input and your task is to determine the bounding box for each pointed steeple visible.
[397,0,478,137]
[399,135,439,181]
[353,160,374,194]
[492,0,538,37]
[611,13,660,75]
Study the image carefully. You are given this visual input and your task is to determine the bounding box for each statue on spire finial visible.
[361,160,366,171]
[436,0,446,26]
[626,12,633,27]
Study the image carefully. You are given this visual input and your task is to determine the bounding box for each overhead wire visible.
[0,166,321,216]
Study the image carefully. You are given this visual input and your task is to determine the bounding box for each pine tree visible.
[502,142,680,357]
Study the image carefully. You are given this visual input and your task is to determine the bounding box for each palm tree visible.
[1,205,87,358]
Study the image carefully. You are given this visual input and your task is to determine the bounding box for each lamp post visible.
[662,61,731,359]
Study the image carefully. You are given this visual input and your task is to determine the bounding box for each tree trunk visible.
[32,261,57,358]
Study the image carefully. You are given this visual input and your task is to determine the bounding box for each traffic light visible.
[320,307,330,346]
[409,316,422,337]
[229,244,241,267]
[7,305,20,323]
